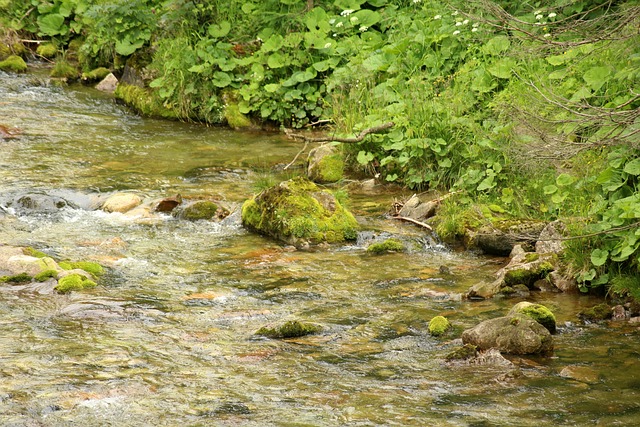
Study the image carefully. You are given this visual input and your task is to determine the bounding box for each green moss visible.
[367,238,406,254]
[317,153,344,183]
[0,55,27,73]
[224,102,253,129]
[256,320,321,339]
[504,262,555,288]
[0,273,32,284]
[578,303,612,322]
[524,253,540,263]
[241,177,359,246]
[178,201,221,221]
[428,315,451,336]
[34,269,58,282]
[114,83,179,120]
[36,43,58,58]
[58,261,104,276]
[81,67,111,82]
[54,274,97,294]
[0,43,11,60]
[50,60,78,80]
[445,344,478,361]
[23,247,48,258]
[511,303,556,333]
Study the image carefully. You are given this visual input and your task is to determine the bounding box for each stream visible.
[1,68,639,426]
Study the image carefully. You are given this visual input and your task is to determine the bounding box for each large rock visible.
[95,73,118,93]
[241,177,358,247]
[0,246,60,276]
[101,192,142,213]
[465,220,546,256]
[462,314,553,355]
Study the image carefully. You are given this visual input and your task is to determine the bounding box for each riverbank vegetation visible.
[1,0,638,298]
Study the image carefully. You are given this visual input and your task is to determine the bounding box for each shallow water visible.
[1,69,639,426]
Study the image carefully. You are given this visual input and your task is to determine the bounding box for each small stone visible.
[102,193,142,213]
[96,73,118,93]
[611,305,627,321]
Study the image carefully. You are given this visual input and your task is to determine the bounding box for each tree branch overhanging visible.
[285,122,395,143]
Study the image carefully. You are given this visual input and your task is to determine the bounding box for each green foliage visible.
[55,273,97,293]
[34,269,59,281]
[50,59,78,79]
[0,273,32,284]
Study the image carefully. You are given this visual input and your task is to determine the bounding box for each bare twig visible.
[286,122,395,143]
[282,140,309,171]
[393,216,433,231]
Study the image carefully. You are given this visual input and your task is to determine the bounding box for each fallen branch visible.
[286,122,395,143]
[393,216,433,231]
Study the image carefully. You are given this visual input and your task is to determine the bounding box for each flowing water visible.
[1,68,639,426]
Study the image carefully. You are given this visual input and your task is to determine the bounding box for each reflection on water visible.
[1,70,639,426]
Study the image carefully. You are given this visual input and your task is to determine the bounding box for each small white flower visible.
[329,19,335,24]
[536,14,543,20]
[340,9,354,16]
[413,0,421,3]
[548,12,557,18]
[359,26,368,32]
[463,19,469,25]
[452,10,459,16]
[434,15,441,20]
[534,10,541,15]
[543,33,551,38]
[455,21,463,26]
[324,42,332,48]
[333,33,337,37]
[472,22,479,27]
[471,27,478,32]
[453,30,460,35]
[350,16,359,24]
[336,22,343,28]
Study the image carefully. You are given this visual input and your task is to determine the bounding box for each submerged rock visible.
[173,200,229,221]
[241,177,358,247]
[578,303,612,322]
[255,320,321,339]
[462,314,553,355]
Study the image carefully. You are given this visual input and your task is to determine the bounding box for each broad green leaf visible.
[569,86,592,102]
[438,158,452,168]
[549,68,568,79]
[482,36,510,56]
[312,60,330,72]
[353,9,381,27]
[487,58,516,79]
[208,21,231,38]
[385,173,398,182]
[551,193,567,204]
[264,84,280,93]
[37,13,65,36]
[623,158,640,175]
[477,175,496,191]
[471,68,496,93]
[305,7,330,33]
[212,71,231,87]
[543,184,558,195]
[115,38,144,56]
[261,34,284,52]
[583,66,611,91]
[556,173,576,186]
[357,150,375,164]
[501,188,514,204]
[267,52,286,68]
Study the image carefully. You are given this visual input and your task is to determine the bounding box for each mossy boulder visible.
[114,83,178,120]
[428,315,451,337]
[462,314,553,355]
[241,177,359,247]
[307,145,344,184]
[224,102,253,129]
[0,273,32,284]
[174,200,228,221]
[256,320,321,339]
[578,303,612,322]
[36,43,58,58]
[55,273,97,294]
[34,269,58,282]
[81,67,111,83]
[366,238,405,254]
[0,55,27,73]
[445,344,478,362]
[508,301,556,333]
[50,60,78,80]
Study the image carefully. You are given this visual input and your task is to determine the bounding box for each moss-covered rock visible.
[509,301,556,333]
[578,303,612,322]
[174,200,226,221]
[445,344,478,362]
[59,261,104,277]
[367,238,406,254]
[55,273,97,294]
[22,247,48,258]
[307,145,344,184]
[114,83,178,120]
[0,273,32,284]
[242,177,359,247]
[462,314,553,355]
[50,60,78,80]
[428,315,451,336]
[256,320,321,339]
[81,67,111,83]
[34,269,58,282]
[36,43,58,58]
[0,55,27,73]
[224,102,253,129]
